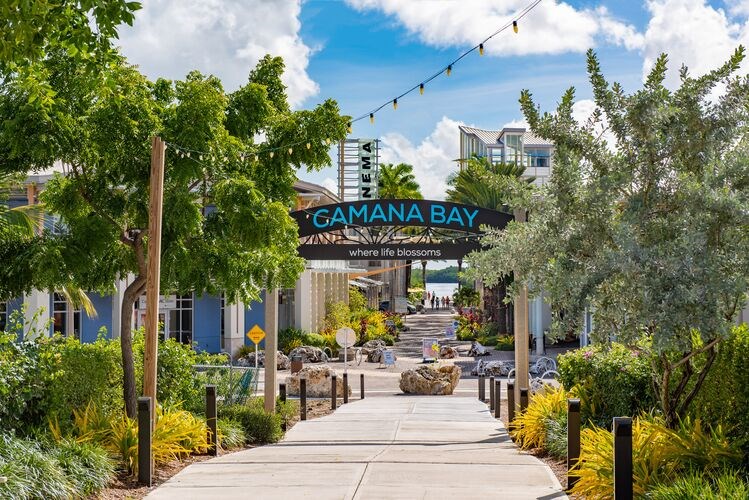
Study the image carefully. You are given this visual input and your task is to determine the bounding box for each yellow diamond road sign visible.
[247,325,266,344]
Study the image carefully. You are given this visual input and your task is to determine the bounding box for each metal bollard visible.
[137,397,153,486]
[489,376,495,411]
[478,375,486,402]
[613,417,633,500]
[279,383,287,403]
[206,385,217,456]
[494,380,501,419]
[520,388,529,414]
[360,373,365,400]
[507,382,515,431]
[567,399,581,491]
[331,374,337,410]
[343,373,349,404]
[300,378,307,421]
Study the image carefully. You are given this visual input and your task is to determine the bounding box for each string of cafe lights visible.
[161,0,543,160]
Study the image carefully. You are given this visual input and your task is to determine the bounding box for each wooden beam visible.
[264,288,279,413]
[143,136,166,413]
[513,208,529,410]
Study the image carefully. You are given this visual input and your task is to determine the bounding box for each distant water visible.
[423,282,459,300]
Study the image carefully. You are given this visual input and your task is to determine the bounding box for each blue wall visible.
[4,297,24,340]
[244,291,266,349]
[193,293,221,353]
[81,293,114,342]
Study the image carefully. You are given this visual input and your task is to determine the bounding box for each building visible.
[458,125,554,186]
[0,170,360,357]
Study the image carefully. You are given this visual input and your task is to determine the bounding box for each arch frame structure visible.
[291,199,513,261]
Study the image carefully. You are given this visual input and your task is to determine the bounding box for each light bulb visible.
[419,83,424,95]
[326,138,331,145]
[446,65,452,76]
[288,147,293,155]
[306,142,311,149]
[269,151,274,158]
[479,44,484,56]
[186,152,191,158]
[347,122,352,133]
[393,99,398,110]
[370,113,374,124]
[513,20,518,33]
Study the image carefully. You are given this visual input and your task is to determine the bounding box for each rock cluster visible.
[399,365,461,395]
[470,359,512,377]
[439,345,458,359]
[286,365,351,398]
[468,341,491,357]
[237,350,290,370]
[289,345,329,363]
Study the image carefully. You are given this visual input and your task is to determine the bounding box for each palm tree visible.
[446,155,534,333]
[378,163,422,200]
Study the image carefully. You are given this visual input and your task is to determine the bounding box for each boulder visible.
[289,345,329,363]
[361,339,386,354]
[238,350,290,370]
[470,359,512,377]
[468,340,491,357]
[367,347,397,363]
[399,365,461,395]
[439,345,458,359]
[286,365,351,398]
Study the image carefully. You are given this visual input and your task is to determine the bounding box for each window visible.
[220,294,225,350]
[52,293,80,339]
[0,301,7,332]
[168,294,193,345]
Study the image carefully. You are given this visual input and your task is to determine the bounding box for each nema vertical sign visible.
[358,139,377,200]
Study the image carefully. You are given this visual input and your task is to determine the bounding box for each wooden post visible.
[206,385,217,456]
[360,373,365,400]
[489,376,495,411]
[331,374,337,410]
[613,417,633,500]
[300,377,307,421]
[478,375,486,402]
[507,381,515,432]
[513,208,529,409]
[520,388,529,414]
[143,136,166,413]
[567,399,581,491]
[264,289,278,413]
[137,397,153,485]
[494,380,501,419]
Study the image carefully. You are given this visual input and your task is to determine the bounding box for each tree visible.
[378,163,422,199]
[0,51,348,417]
[469,47,749,426]
[447,156,532,333]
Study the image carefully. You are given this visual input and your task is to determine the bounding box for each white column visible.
[111,277,126,339]
[23,290,50,339]
[224,298,245,358]
[534,295,544,355]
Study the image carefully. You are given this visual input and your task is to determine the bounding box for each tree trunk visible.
[497,278,508,334]
[120,275,146,418]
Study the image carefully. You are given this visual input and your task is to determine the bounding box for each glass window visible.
[52,293,80,339]
[167,294,193,345]
[0,301,7,332]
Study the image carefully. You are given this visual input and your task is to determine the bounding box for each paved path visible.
[148,396,566,500]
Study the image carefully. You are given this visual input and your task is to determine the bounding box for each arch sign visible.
[291,199,512,261]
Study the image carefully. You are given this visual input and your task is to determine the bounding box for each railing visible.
[192,364,260,406]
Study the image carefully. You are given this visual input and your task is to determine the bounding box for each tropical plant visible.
[648,472,749,500]
[218,398,283,444]
[49,439,115,496]
[0,434,73,499]
[217,418,246,449]
[469,47,749,427]
[453,287,480,308]
[377,163,423,199]
[511,385,571,452]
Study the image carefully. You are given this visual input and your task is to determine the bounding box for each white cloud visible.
[117,0,318,107]
[379,116,464,200]
[345,0,643,56]
[321,177,338,195]
[640,0,749,88]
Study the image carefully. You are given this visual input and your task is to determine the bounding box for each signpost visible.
[422,338,439,363]
[394,296,408,314]
[445,319,458,340]
[382,350,396,367]
[247,324,266,370]
[336,327,356,374]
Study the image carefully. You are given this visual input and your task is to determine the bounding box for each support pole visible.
[613,417,633,500]
[507,381,515,431]
[478,375,486,402]
[489,376,495,411]
[300,377,307,421]
[360,373,365,400]
[331,374,337,410]
[206,385,217,456]
[520,388,529,414]
[567,399,581,491]
[494,380,501,419]
[513,208,529,408]
[343,373,349,404]
[264,289,279,413]
[143,136,166,412]
[137,397,153,486]
[279,383,286,402]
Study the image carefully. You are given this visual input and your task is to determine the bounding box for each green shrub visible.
[495,335,514,351]
[690,324,749,457]
[217,418,246,449]
[218,399,283,444]
[0,433,73,499]
[302,333,326,348]
[50,439,115,496]
[511,385,571,452]
[276,398,298,430]
[349,288,366,313]
[544,412,568,459]
[278,327,305,354]
[648,472,749,500]
[557,343,656,427]
[324,301,351,332]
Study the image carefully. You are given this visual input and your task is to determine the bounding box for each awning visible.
[357,277,384,286]
[348,280,368,289]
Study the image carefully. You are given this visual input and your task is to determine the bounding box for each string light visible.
[347,122,352,133]
[419,83,424,95]
[306,142,311,149]
[326,138,331,145]
[370,113,375,124]
[269,151,274,158]
[288,147,293,155]
[446,65,452,77]
[479,43,484,56]
[513,20,518,33]
[393,99,398,110]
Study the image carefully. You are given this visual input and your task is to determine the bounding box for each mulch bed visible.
[97,399,338,499]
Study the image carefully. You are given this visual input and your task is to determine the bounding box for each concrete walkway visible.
[148,396,566,500]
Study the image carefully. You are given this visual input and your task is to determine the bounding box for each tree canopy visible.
[468,47,749,425]
[446,155,532,212]
[378,163,422,199]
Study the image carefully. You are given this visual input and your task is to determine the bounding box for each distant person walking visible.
[431,295,436,310]
[446,296,451,309]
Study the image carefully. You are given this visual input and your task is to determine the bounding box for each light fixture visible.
[325,138,331,145]
[419,83,424,95]
[393,98,398,110]
[479,43,484,56]
[288,147,293,155]
[306,142,311,149]
[370,113,374,124]
[513,20,518,33]
[347,122,352,133]
[186,152,191,158]
[269,151,274,158]
[446,64,452,76]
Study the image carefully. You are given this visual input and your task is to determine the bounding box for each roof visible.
[460,125,553,148]
[293,179,340,203]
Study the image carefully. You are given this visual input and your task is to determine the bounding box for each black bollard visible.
[137,397,152,486]
[494,380,502,419]
[360,373,365,400]
[331,374,337,410]
[343,373,349,404]
[206,385,217,456]
[613,417,633,500]
[300,377,307,421]
[567,399,581,491]
[507,382,515,431]
[520,388,529,414]
[279,383,287,403]
[479,375,486,402]
[489,376,495,411]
